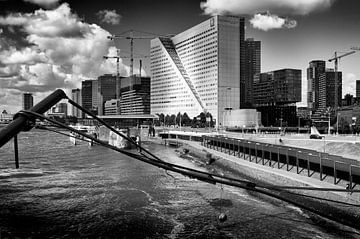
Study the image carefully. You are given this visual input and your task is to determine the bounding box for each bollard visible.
[319,152,323,181]
[14,134,19,169]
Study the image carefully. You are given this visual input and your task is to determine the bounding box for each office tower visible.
[97,74,117,116]
[71,89,82,118]
[253,69,302,126]
[356,80,360,98]
[319,70,342,109]
[243,38,261,107]
[120,76,150,115]
[81,80,93,117]
[150,15,245,127]
[307,60,325,111]
[104,99,121,115]
[22,93,33,110]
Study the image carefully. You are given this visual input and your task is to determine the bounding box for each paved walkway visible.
[165,138,360,203]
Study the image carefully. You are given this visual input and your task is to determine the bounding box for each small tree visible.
[182,112,191,126]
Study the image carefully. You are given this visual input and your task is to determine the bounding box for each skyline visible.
[0,0,360,113]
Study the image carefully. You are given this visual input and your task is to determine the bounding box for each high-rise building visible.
[307,60,325,111]
[318,70,342,109]
[150,15,245,126]
[81,80,93,117]
[253,69,302,106]
[120,76,150,115]
[71,89,82,118]
[97,74,117,116]
[104,99,121,115]
[243,38,261,107]
[22,93,33,110]
[253,69,302,126]
[356,80,360,98]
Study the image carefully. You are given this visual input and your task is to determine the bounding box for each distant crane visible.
[328,50,356,111]
[103,49,148,98]
[107,30,168,77]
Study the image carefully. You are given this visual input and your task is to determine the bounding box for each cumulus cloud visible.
[343,73,357,96]
[96,10,121,25]
[0,4,91,38]
[0,3,132,112]
[200,0,336,16]
[23,0,60,8]
[250,12,297,31]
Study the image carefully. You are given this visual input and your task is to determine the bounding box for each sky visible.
[0,0,360,113]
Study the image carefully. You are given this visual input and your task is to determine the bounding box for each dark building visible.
[253,69,302,126]
[242,38,261,108]
[22,93,33,110]
[307,60,325,111]
[97,74,117,116]
[71,89,82,118]
[120,76,150,115]
[356,80,360,98]
[81,80,93,117]
[318,70,342,109]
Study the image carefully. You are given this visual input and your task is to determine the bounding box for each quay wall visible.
[165,139,360,229]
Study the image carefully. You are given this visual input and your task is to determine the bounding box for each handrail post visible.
[14,134,19,169]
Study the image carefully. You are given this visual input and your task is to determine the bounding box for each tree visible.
[169,114,176,126]
[164,114,171,126]
[176,112,181,126]
[182,112,191,126]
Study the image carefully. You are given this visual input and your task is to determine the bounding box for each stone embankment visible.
[155,138,360,231]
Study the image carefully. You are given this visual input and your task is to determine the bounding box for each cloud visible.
[0,4,91,38]
[250,12,297,31]
[23,0,60,8]
[343,73,357,96]
[200,0,336,16]
[0,3,132,112]
[96,10,121,25]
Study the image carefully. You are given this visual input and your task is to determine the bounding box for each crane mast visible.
[328,50,356,112]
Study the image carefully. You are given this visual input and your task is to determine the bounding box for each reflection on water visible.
[0,129,357,238]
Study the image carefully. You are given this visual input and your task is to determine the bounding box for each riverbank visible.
[149,137,360,232]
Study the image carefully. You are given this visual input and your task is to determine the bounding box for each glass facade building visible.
[22,93,33,110]
[150,16,244,126]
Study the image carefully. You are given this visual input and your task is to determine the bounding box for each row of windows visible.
[175,28,215,48]
[183,54,217,69]
[150,45,161,54]
[151,103,195,109]
[177,35,217,56]
[188,63,218,74]
[179,45,217,62]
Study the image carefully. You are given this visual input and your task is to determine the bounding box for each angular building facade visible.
[150,15,245,126]
[243,38,261,107]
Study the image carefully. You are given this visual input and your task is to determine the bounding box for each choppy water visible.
[0,129,358,238]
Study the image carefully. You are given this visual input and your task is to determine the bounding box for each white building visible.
[71,89,82,118]
[104,99,120,115]
[150,15,244,127]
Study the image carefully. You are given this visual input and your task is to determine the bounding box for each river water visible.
[0,129,358,238]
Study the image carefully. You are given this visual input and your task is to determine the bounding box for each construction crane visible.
[103,49,148,98]
[328,50,356,111]
[107,30,164,77]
